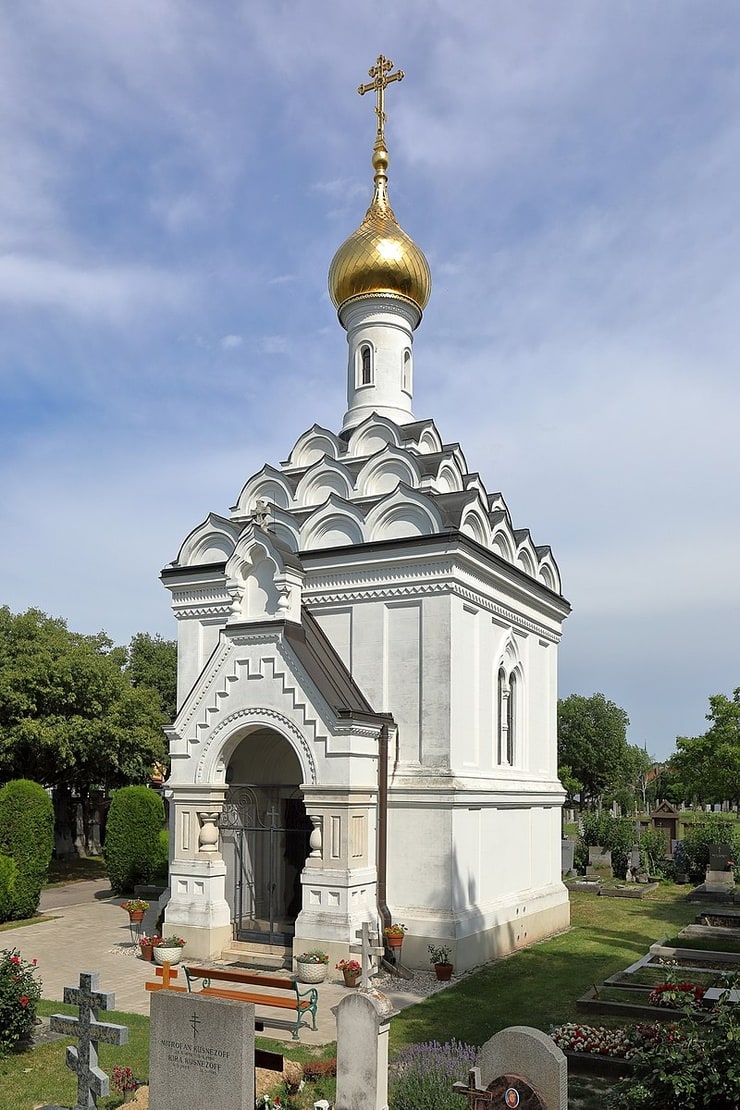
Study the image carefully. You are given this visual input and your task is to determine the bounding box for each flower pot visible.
[139,944,154,961]
[296,961,327,984]
[342,969,361,988]
[154,946,184,966]
[128,910,145,924]
[386,934,404,950]
[434,962,453,982]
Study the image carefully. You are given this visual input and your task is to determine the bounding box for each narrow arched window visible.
[402,349,412,393]
[360,344,372,385]
[507,672,517,765]
[497,667,507,765]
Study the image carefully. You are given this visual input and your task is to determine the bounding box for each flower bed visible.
[550,1021,676,1076]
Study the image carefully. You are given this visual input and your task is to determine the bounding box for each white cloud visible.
[220,334,243,350]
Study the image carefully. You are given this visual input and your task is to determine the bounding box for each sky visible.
[1,2,739,761]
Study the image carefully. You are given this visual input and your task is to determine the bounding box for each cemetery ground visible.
[0,882,714,1110]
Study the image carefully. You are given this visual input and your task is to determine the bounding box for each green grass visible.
[389,885,696,1053]
[0,885,702,1109]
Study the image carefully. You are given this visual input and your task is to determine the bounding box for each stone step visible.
[220,941,292,970]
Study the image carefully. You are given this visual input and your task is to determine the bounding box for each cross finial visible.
[358,55,404,148]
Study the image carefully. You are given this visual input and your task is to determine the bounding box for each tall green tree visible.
[557,692,631,810]
[124,632,177,721]
[0,607,168,799]
[671,688,740,808]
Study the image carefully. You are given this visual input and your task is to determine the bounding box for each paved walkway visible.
[2,881,435,1046]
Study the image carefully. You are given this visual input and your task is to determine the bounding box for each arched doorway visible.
[219,727,311,945]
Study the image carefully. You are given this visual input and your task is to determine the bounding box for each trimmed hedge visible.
[0,854,18,922]
[0,780,54,921]
[103,786,166,894]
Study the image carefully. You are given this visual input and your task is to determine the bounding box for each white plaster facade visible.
[159,117,571,970]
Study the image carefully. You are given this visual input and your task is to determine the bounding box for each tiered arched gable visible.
[285,424,344,468]
[177,513,239,566]
[294,457,354,506]
[356,446,422,498]
[365,485,442,542]
[300,494,366,549]
[232,465,293,518]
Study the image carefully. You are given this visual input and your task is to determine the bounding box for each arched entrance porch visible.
[220,727,312,945]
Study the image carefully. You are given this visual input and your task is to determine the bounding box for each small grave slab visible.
[565,879,602,894]
[598,882,658,899]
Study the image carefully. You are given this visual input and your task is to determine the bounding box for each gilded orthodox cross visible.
[50,972,128,1109]
[358,55,404,146]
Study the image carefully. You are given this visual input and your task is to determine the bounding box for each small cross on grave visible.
[50,971,128,1110]
[349,922,384,989]
[453,1067,545,1110]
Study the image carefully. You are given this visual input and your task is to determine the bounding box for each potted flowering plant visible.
[138,934,161,961]
[428,943,453,981]
[336,958,362,987]
[154,935,186,966]
[295,950,329,983]
[111,1065,139,1103]
[383,923,407,950]
[120,899,149,923]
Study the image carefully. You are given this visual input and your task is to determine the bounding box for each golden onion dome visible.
[328,143,431,314]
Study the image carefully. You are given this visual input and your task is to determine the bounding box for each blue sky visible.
[2,2,739,760]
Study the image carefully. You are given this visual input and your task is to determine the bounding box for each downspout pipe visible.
[376,722,412,978]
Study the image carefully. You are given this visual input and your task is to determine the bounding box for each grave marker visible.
[334,988,397,1110]
[349,921,384,988]
[49,972,128,1110]
[453,1026,567,1110]
[149,989,255,1110]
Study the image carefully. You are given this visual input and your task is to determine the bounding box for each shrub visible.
[681,815,740,882]
[638,828,668,874]
[0,948,42,1054]
[0,780,54,920]
[607,1001,740,1108]
[103,786,166,894]
[153,827,169,883]
[0,854,18,923]
[389,1039,478,1110]
[580,812,634,877]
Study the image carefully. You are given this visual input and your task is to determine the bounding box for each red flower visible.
[10,956,20,965]
[19,995,29,1008]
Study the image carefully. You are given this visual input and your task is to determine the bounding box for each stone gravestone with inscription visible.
[46,971,128,1110]
[149,991,255,1110]
[586,846,612,880]
[560,839,575,876]
[453,1026,567,1110]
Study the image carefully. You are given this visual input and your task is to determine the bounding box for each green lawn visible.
[0,885,700,1109]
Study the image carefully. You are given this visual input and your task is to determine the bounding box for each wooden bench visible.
[182,965,319,1040]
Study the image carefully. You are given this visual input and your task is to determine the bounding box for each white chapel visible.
[160,57,571,972]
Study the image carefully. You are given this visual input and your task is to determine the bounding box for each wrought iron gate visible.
[219,785,311,945]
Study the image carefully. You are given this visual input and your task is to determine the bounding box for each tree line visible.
[558,688,740,811]
[0,606,176,843]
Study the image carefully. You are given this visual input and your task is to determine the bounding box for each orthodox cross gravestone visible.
[49,972,128,1110]
[349,921,384,988]
[452,1026,567,1110]
[149,989,255,1110]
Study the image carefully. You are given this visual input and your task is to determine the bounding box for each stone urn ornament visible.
[295,950,329,983]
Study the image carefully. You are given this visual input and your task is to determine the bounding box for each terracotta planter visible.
[385,934,404,950]
[127,910,145,924]
[296,961,327,984]
[154,946,184,966]
[434,962,453,982]
[342,969,361,988]
[139,944,154,961]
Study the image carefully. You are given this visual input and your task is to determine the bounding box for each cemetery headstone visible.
[49,972,128,1110]
[709,844,732,872]
[350,921,384,987]
[452,1026,567,1110]
[560,839,574,875]
[149,990,255,1110]
[586,846,612,880]
[334,986,397,1110]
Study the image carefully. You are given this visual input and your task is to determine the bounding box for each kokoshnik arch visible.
[159,56,571,970]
